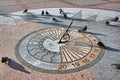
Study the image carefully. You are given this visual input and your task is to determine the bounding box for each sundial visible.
[15,17,104,73]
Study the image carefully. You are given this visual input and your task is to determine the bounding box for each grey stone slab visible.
[51,53,61,63]
[34,51,48,60]
[42,52,55,63]
[29,48,41,56]
[27,45,39,51]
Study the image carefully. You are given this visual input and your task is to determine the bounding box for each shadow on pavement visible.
[110,25,120,27]
[37,21,67,28]
[105,46,120,52]
[86,31,107,36]
[8,59,30,74]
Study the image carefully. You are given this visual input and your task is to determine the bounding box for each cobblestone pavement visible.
[0,0,120,14]
[0,0,120,80]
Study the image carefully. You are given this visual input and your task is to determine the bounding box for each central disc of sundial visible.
[15,27,104,74]
[43,39,65,52]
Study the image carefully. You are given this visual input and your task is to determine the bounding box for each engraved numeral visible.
[93,39,97,42]
[90,53,95,58]
[58,65,67,69]
[72,62,80,67]
[82,59,90,63]
[94,49,99,52]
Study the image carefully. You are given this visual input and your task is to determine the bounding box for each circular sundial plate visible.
[15,27,104,74]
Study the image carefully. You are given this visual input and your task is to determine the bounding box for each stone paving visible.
[0,0,120,80]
